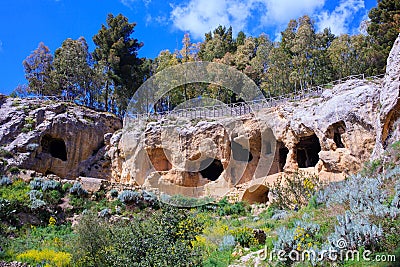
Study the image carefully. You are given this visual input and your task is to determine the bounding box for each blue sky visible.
[0,0,377,95]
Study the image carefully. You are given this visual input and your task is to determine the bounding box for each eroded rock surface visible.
[373,33,400,157]
[109,77,381,200]
[0,99,122,179]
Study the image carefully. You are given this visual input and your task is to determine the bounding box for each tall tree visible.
[368,0,400,71]
[92,13,143,114]
[53,37,95,103]
[23,42,55,95]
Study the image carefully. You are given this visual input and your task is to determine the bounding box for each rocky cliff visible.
[0,98,121,179]
[1,34,399,203]
[108,34,400,202]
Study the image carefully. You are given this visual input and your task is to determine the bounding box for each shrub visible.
[30,177,44,190]
[230,227,258,248]
[99,208,111,218]
[16,249,72,267]
[69,182,87,197]
[118,190,140,204]
[28,190,43,201]
[270,171,321,210]
[8,166,20,175]
[219,235,236,251]
[0,176,12,186]
[42,180,61,191]
[0,148,13,159]
[73,207,204,267]
[30,198,47,210]
[217,197,249,216]
[109,188,118,198]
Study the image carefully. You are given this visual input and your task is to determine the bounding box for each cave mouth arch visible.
[231,140,253,162]
[330,121,346,148]
[199,158,223,181]
[296,134,321,168]
[242,185,269,204]
[41,134,67,161]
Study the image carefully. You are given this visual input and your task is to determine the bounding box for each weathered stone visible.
[373,33,400,157]
[0,99,122,179]
[109,76,380,200]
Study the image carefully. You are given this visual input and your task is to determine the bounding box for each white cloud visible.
[170,0,327,39]
[260,0,325,26]
[170,0,367,40]
[316,0,364,35]
[120,0,151,9]
[170,0,257,39]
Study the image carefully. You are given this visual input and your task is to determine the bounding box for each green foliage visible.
[69,182,87,197]
[368,0,400,70]
[73,207,204,266]
[23,42,56,96]
[230,227,258,248]
[217,197,249,216]
[92,13,145,114]
[270,171,321,210]
[8,166,20,175]
[0,148,13,159]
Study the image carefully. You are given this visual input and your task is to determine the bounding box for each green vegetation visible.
[1,141,399,266]
[15,1,397,116]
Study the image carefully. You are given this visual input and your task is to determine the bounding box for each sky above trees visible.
[0,0,377,94]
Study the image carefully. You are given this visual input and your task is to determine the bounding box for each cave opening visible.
[148,148,172,172]
[296,134,321,168]
[231,140,253,162]
[327,121,346,149]
[278,142,289,171]
[199,158,223,181]
[334,133,344,148]
[41,134,67,161]
[242,185,269,204]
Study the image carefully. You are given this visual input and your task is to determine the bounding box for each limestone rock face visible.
[373,33,400,157]
[0,98,122,179]
[109,77,381,199]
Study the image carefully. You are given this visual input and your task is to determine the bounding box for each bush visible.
[16,249,71,267]
[118,190,140,204]
[270,171,321,210]
[42,180,61,191]
[69,182,87,197]
[217,197,249,216]
[109,189,118,198]
[229,227,258,248]
[26,143,39,152]
[0,148,13,159]
[8,166,20,175]
[30,178,61,192]
[28,190,43,201]
[0,176,12,186]
[29,177,45,190]
[73,207,204,266]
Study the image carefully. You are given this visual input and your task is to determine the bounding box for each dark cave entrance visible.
[327,121,346,149]
[231,140,253,162]
[200,158,223,181]
[296,134,321,168]
[278,142,289,171]
[41,134,67,161]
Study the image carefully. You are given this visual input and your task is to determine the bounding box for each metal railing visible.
[21,73,385,122]
[127,73,384,122]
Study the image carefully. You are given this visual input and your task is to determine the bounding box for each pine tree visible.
[23,42,55,95]
[92,13,143,114]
